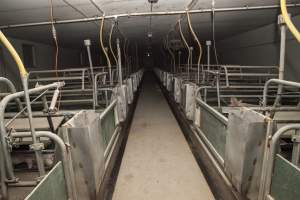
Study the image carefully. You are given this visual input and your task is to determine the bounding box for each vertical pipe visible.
[178,19,191,81]
[291,129,300,165]
[0,77,23,111]
[117,39,123,85]
[274,15,287,107]
[84,39,96,109]
[216,73,221,108]
[22,77,46,177]
[190,47,193,82]
[178,51,181,75]
[0,147,7,199]
[135,43,139,71]
[206,40,211,69]
[206,41,212,83]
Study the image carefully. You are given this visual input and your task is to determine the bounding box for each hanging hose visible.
[49,0,59,76]
[187,10,203,83]
[0,31,27,77]
[100,16,113,85]
[178,19,191,79]
[281,0,300,43]
[109,22,118,65]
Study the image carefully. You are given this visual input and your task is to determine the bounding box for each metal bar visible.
[292,129,300,165]
[261,124,300,200]
[84,39,96,109]
[274,15,287,107]
[1,4,300,29]
[104,126,120,160]
[0,77,23,111]
[5,89,49,128]
[195,97,228,125]
[263,79,300,107]
[21,76,46,178]
[100,99,118,120]
[216,73,221,108]
[94,72,108,107]
[0,82,64,181]
[11,131,77,200]
[117,38,123,85]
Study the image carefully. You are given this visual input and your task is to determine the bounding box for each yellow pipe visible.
[187,10,202,66]
[281,0,300,43]
[0,31,28,77]
[99,16,112,84]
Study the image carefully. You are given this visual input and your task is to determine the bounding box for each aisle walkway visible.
[112,72,214,200]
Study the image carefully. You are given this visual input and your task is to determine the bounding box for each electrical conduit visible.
[178,19,191,80]
[187,10,203,84]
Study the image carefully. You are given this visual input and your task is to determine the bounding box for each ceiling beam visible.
[1,3,300,29]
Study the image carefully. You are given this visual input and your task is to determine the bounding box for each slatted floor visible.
[112,72,214,200]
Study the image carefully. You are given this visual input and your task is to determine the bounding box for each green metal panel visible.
[25,161,68,200]
[200,107,227,158]
[270,154,300,200]
[101,108,116,148]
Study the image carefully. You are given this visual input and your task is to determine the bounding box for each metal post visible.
[206,40,211,70]
[117,39,123,85]
[274,15,287,107]
[21,76,46,177]
[1,4,300,29]
[178,51,181,75]
[84,39,96,109]
[216,73,221,109]
[189,47,193,81]
[262,124,300,200]
[292,129,300,165]
[0,77,23,111]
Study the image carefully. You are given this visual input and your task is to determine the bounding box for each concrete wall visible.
[218,14,300,82]
[0,37,81,90]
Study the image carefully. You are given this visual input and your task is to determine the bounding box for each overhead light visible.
[148,0,158,3]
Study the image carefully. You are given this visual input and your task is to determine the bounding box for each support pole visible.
[84,39,96,109]
[274,14,287,107]
[22,76,46,178]
[117,39,123,85]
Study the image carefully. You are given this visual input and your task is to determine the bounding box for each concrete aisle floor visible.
[112,72,214,200]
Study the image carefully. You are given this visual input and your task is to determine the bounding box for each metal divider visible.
[25,162,68,200]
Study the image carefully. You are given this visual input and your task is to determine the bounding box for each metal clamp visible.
[292,135,300,143]
[29,142,45,151]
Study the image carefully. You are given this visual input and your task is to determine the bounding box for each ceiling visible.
[1,0,300,48]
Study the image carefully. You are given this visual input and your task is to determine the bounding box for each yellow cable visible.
[281,0,300,43]
[187,10,202,65]
[0,31,28,77]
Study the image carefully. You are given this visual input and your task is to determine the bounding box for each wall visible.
[0,36,81,90]
[218,14,300,82]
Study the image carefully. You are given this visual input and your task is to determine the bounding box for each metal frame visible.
[1,4,300,29]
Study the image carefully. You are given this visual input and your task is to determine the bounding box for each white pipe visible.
[1,4,300,29]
